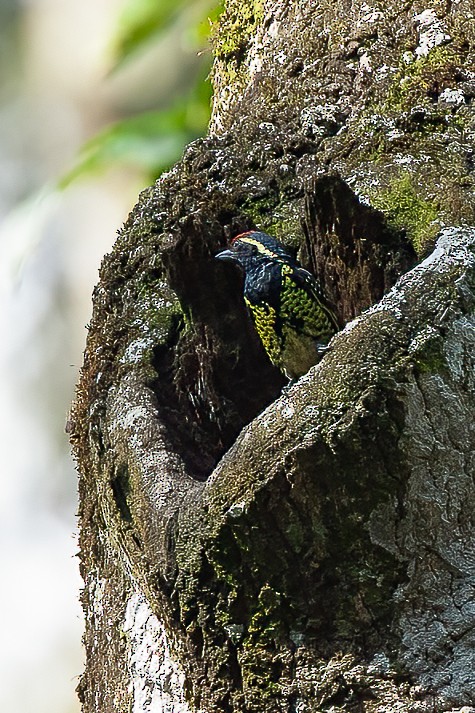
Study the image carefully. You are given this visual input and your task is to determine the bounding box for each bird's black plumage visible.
[216,231,338,378]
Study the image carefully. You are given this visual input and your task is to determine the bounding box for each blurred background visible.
[0,1,216,711]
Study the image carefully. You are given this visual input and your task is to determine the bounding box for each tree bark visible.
[72,1,475,711]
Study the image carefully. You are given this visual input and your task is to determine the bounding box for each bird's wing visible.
[291,265,324,296]
[279,264,339,337]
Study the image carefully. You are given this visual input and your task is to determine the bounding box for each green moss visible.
[413,348,447,375]
[409,325,452,376]
[213,0,263,57]
[369,174,439,254]
[239,195,303,248]
[239,585,290,703]
[247,584,285,639]
[268,215,303,248]
[211,0,265,114]
[350,42,468,169]
[385,45,461,112]
[117,278,183,375]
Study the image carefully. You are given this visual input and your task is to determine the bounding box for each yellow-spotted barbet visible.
[216,231,338,379]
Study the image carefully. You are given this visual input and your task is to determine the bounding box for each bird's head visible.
[215,231,290,272]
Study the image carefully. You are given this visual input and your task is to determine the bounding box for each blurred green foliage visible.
[113,0,192,66]
[112,0,221,67]
[62,0,221,187]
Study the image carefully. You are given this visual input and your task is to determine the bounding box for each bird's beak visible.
[215,248,236,262]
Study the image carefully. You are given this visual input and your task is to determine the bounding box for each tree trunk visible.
[72,1,475,711]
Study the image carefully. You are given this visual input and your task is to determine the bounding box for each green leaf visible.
[59,83,212,188]
[112,0,220,67]
[60,2,220,188]
[113,0,186,64]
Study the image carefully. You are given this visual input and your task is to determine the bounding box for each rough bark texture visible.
[72,1,475,712]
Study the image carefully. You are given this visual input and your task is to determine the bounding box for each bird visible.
[215,230,339,379]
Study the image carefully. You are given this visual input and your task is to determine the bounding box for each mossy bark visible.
[72,1,475,712]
